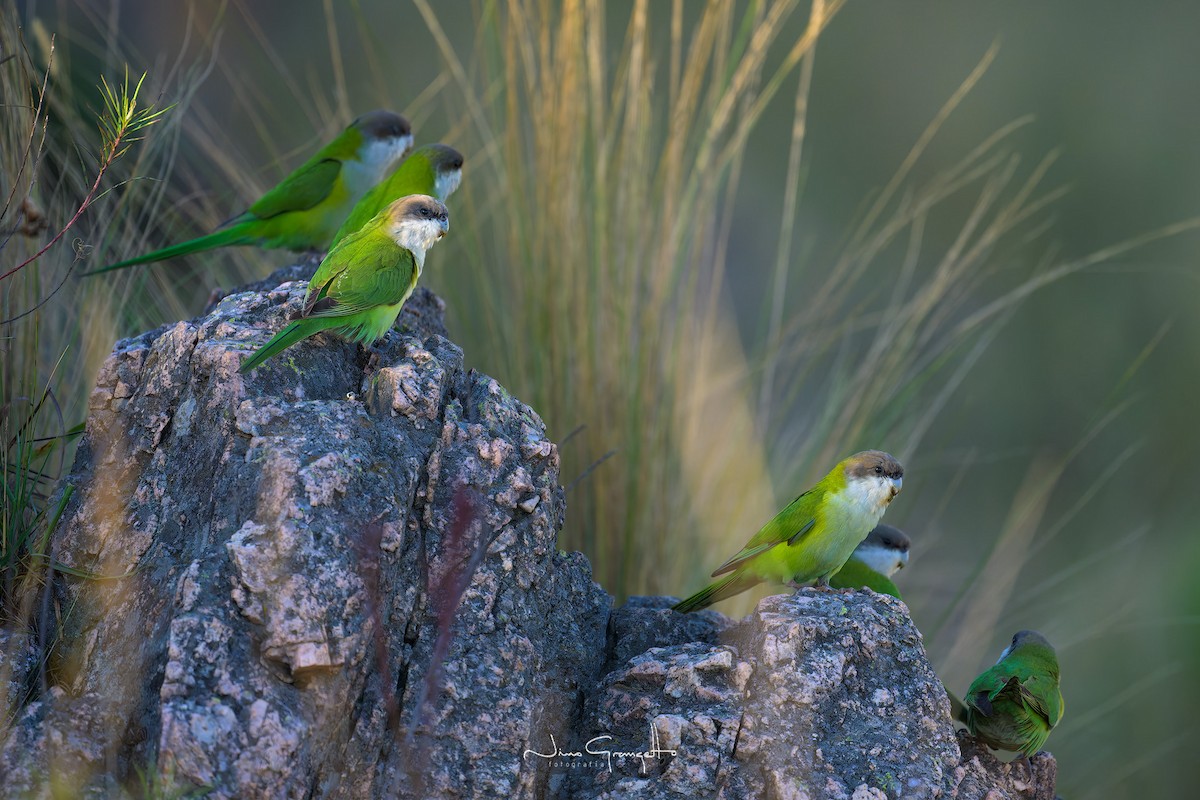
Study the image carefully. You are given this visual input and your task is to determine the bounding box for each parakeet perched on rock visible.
[673,451,904,612]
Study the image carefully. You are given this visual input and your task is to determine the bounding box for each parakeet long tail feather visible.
[238,318,334,373]
[945,686,969,724]
[84,225,255,275]
[672,573,758,613]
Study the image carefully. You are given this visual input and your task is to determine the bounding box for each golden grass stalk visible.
[416,0,849,597]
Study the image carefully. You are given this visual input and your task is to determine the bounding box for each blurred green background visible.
[10,1,1200,796]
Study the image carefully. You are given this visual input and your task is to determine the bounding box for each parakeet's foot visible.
[364,344,385,372]
[1014,755,1035,787]
[363,331,398,371]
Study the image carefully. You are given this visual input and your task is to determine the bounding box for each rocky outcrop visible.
[1,266,609,798]
[0,265,1056,799]
[566,595,1056,800]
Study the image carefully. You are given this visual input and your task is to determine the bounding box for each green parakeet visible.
[673,451,904,612]
[237,194,449,373]
[330,143,463,247]
[828,524,910,598]
[960,630,1064,757]
[87,110,414,275]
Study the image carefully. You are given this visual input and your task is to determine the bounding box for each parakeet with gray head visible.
[331,143,463,247]
[238,194,449,373]
[87,110,414,275]
[829,523,910,598]
[673,451,904,612]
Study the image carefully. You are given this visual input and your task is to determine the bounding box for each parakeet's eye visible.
[874,465,883,475]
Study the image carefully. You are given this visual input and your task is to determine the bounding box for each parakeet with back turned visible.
[960,630,1064,758]
[87,110,413,275]
[237,194,449,373]
[672,451,904,612]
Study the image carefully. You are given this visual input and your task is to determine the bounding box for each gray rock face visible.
[0,266,1056,799]
[572,593,1056,800]
[0,267,610,798]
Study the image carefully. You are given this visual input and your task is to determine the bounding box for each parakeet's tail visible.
[945,685,969,724]
[239,317,334,373]
[83,222,256,276]
[672,573,758,613]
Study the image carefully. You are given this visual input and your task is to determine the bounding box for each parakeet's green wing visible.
[967,667,1012,709]
[969,663,1060,727]
[304,243,357,313]
[1017,675,1064,728]
[309,246,417,318]
[1044,680,1064,726]
[247,158,342,220]
[978,658,1063,726]
[711,489,821,576]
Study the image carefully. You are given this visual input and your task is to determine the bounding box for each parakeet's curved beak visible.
[897,550,910,569]
[890,476,903,497]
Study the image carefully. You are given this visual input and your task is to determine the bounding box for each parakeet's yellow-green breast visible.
[961,630,1064,757]
[829,523,911,598]
[238,194,449,373]
[673,451,904,613]
[330,143,464,247]
[87,110,414,275]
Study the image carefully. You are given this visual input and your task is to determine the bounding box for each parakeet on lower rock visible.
[673,450,904,613]
[960,630,1064,758]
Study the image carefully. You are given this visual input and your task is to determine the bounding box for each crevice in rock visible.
[730,711,746,759]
